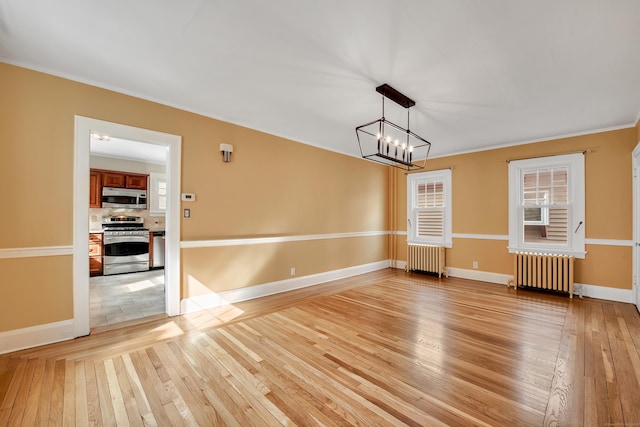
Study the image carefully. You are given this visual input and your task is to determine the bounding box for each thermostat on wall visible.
[181,193,196,202]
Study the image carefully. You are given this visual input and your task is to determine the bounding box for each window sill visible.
[407,240,452,249]
[507,246,586,259]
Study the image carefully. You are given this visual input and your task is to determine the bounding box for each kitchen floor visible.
[90,269,165,330]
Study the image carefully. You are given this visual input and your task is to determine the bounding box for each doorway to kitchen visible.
[89,137,168,330]
[73,116,181,337]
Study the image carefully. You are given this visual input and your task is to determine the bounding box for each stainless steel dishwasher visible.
[152,231,165,268]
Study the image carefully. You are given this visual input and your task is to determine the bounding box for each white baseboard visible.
[391,263,511,284]
[446,267,513,285]
[0,319,75,355]
[574,283,634,303]
[181,260,390,314]
[393,261,634,304]
[393,261,407,270]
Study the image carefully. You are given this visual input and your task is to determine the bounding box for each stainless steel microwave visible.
[101,187,147,209]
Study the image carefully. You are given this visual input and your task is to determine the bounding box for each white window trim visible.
[508,153,586,258]
[523,206,549,226]
[523,191,549,226]
[148,172,167,217]
[407,169,453,248]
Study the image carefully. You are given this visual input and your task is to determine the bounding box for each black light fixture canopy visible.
[356,84,430,170]
[375,83,415,108]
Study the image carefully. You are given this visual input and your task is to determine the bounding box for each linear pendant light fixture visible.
[356,84,430,170]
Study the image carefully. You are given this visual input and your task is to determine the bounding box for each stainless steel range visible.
[102,216,149,275]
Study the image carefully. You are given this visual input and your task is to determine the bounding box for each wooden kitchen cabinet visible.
[89,170,102,208]
[89,233,103,276]
[102,172,126,188]
[100,171,148,190]
[126,174,147,190]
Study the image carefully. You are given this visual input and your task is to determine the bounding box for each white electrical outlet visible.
[472,261,478,269]
[290,267,296,276]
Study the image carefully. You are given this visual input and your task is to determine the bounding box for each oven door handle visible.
[104,235,150,244]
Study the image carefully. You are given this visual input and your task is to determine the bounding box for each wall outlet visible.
[472,261,478,269]
[290,267,296,276]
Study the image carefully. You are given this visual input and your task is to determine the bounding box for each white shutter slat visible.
[417,210,443,237]
[546,208,568,241]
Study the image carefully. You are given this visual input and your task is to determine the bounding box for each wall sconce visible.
[220,143,233,162]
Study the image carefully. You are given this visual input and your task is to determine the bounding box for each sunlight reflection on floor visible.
[127,279,158,292]
[149,320,185,340]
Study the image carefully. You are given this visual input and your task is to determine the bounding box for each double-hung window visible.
[407,169,452,247]
[148,172,167,216]
[508,153,585,258]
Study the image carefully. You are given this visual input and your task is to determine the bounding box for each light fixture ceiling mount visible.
[355,84,430,170]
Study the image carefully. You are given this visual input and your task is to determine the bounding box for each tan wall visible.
[183,235,387,295]
[395,128,636,290]
[0,63,388,332]
[0,256,73,331]
[181,126,387,240]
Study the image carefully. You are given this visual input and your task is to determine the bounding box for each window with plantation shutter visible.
[407,170,452,247]
[508,153,585,258]
[149,172,167,216]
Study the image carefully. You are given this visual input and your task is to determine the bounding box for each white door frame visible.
[73,116,182,337]
[633,142,640,313]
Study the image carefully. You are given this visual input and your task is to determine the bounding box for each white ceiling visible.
[90,135,167,164]
[2,0,640,159]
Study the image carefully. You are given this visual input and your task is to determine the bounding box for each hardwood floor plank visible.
[6,357,37,425]
[605,304,640,424]
[48,359,66,427]
[84,361,102,426]
[584,304,610,426]
[606,379,625,425]
[121,353,158,426]
[94,358,117,426]
[282,302,546,425]
[153,343,222,426]
[34,358,56,426]
[621,304,640,349]
[197,333,291,426]
[161,400,185,426]
[225,323,359,426]
[169,338,252,426]
[0,357,18,407]
[18,357,46,426]
[250,319,430,424]
[129,350,173,425]
[163,378,200,426]
[104,358,131,427]
[111,356,144,427]
[1,269,639,426]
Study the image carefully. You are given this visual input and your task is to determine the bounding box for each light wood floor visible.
[1,269,639,426]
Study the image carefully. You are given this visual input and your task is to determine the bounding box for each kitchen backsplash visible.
[90,208,165,232]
